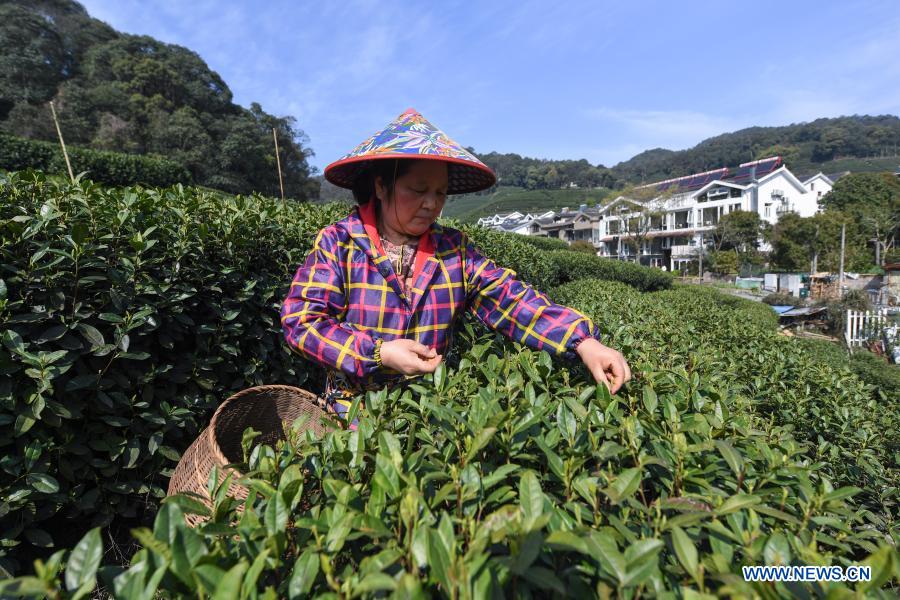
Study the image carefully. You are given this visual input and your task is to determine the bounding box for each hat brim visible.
[324,154,497,196]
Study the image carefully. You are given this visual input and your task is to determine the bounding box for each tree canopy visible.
[820,172,900,264]
[0,0,317,199]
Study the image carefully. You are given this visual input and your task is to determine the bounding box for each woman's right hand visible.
[380,339,442,375]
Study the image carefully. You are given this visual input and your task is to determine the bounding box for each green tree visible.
[713,210,764,254]
[768,210,868,272]
[0,5,66,114]
[707,249,739,274]
[0,2,317,199]
[820,172,900,266]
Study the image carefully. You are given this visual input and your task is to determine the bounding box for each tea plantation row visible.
[0,171,665,576]
[0,172,896,596]
[5,311,897,597]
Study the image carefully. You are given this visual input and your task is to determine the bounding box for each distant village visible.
[474,156,900,360]
[476,156,840,272]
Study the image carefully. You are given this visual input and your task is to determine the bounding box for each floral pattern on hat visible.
[324,108,496,195]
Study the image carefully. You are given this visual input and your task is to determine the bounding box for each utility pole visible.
[838,222,846,296]
[811,223,819,274]
[698,232,704,280]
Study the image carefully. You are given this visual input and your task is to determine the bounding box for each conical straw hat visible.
[324,108,496,195]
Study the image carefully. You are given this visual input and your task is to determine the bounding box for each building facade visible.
[473,157,843,272]
[596,158,839,270]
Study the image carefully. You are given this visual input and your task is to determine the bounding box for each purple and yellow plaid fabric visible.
[280,202,603,421]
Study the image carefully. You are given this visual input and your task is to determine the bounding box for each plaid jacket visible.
[280,202,603,394]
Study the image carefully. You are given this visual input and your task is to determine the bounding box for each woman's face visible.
[376,160,448,237]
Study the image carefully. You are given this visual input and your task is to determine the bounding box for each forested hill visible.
[466,115,900,193]
[0,0,317,198]
[612,115,900,183]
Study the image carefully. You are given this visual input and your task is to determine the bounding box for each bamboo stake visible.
[273,128,285,206]
[49,101,75,183]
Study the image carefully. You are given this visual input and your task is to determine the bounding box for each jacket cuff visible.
[566,326,603,360]
[373,337,384,369]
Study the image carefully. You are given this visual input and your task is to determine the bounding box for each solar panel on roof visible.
[726,166,754,183]
[755,158,781,177]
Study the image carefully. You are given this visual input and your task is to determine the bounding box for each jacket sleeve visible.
[461,233,603,360]
[280,228,381,379]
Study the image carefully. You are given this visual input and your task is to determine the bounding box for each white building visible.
[476,211,525,227]
[596,157,842,271]
[477,210,554,235]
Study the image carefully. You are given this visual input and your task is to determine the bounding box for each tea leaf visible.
[519,471,544,522]
[671,526,698,579]
[714,440,744,479]
[288,550,320,598]
[65,528,103,592]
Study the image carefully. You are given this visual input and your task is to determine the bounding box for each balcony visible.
[671,244,700,256]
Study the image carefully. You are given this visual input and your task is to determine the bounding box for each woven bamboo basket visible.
[167,384,327,527]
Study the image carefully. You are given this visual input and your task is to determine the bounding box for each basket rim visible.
[207,384,321,467]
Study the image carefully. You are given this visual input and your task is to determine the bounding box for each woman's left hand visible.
[576,338,632,394]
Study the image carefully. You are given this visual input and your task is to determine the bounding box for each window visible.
[764,203,771,217]
[810,182,815,191]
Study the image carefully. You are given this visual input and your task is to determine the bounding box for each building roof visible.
[770,305,795,315]
[637,156,784,194]
[779,306,827,318]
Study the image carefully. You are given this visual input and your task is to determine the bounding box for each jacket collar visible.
[347,202,442,310]
[356,201,436,274]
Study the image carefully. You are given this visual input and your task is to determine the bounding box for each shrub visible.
[0,171,345,573]
[518,235,569,252]
[548,250,674,292]
[0,134,190,188]
[849,350,900,401]
[553,279,897,531]
[3,318,897,597]
[568,240,597,254]
[763,292,804,307]
[822,289,873,335]
[446,223,672,293]
[2,173,897,595]
[456,224,560,292]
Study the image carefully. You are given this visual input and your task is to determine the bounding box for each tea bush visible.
[0,173,669,573]
[518,234,569,252]
[0,135,190,188]
[548,250,674,292]
[3,173,897,595]
[454,221,673,293]
[3,320,897,597]
[795,339,900,402]
[553,280,898,539]
[457,223,560,292]
[0,172,345,572]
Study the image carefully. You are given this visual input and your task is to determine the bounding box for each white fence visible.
[845,308,888,348]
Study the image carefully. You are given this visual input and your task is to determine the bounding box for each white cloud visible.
[586,107,735,140]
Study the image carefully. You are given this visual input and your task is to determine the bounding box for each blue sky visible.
[79,0,900,173]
